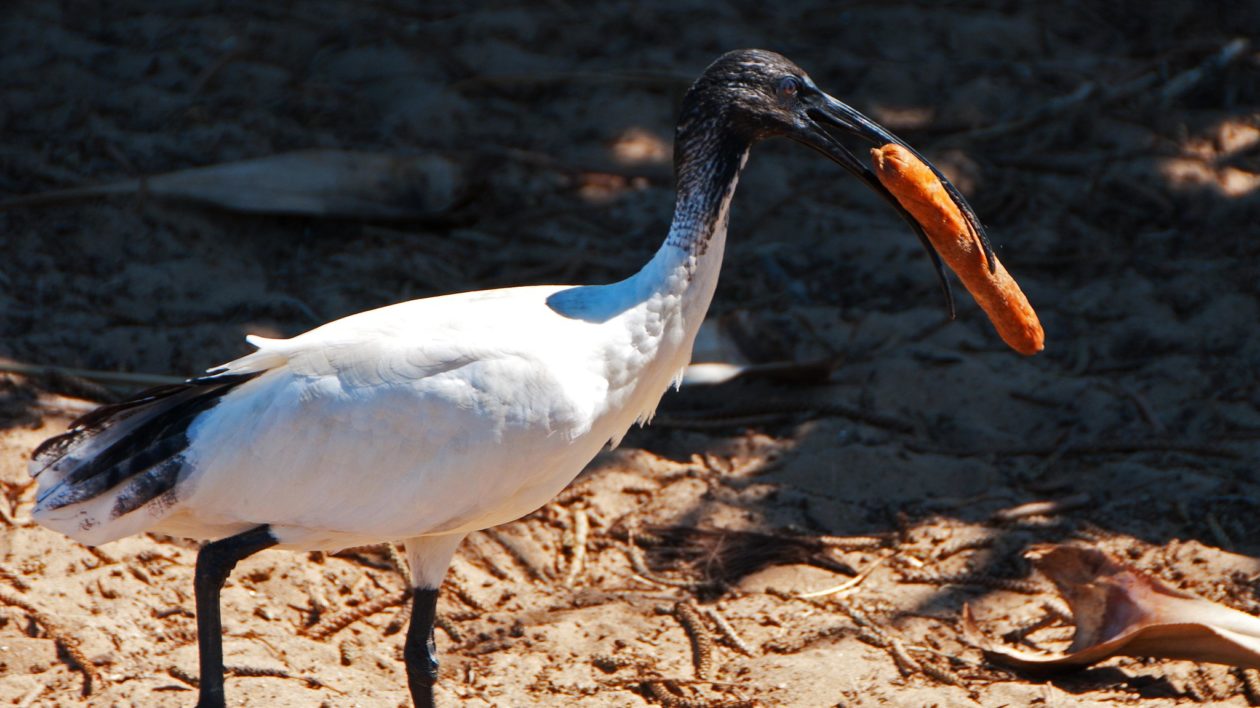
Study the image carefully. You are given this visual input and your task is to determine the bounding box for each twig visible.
[763,623,852,654]
[798,554,892,599]
[890,638,924,677]
[703,606,754,657]
[935,533,997,560]
[830,599,892,646]
[484,529,551,581]
[338,638,361,667]
[564,506,590,587]
[168,665,200,687]
[304,590,409,640]
[655,400,914,434]
[384,595,413,636]
[639,680,754,708]
[1158,38,1250,102]
[452,69,691,93]
[85,545,118,565]
[593,653,647,672]
[227,664,343,693]
[900,570,1041,594]
[0,358,184,388]
[991,493,1091,523]
[944,81,1100,142]
[816,534,888,551]
[463,535,512,580]
[945,38,1249,142]
[445,570,485,611]
[304,580,331,621]
[385,543,411,584]
[907,438,1239,460]
[673,601,715,680]
[435,615,463,643]
[918,657,966,687]
[1042,597,1073,623]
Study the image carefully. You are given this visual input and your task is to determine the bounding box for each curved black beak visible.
[787,89,995,318]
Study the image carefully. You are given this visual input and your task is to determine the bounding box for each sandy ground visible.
[2,1,1260,706]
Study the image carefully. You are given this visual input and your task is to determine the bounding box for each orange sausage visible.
[871,144,1044,355]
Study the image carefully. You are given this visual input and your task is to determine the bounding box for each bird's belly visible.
[175,364,606,543]
[179,416,604,544]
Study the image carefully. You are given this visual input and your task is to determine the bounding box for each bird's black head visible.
[677,48,993,316]
[677,49,817,143]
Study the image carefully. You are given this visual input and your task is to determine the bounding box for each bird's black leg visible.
[194,525,278,708]
[404,586,441,708]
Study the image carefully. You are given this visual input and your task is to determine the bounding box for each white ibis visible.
[29,49,986,707]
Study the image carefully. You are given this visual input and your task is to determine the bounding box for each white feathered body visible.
[32,208,732,552]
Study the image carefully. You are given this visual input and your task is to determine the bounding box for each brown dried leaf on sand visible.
[962,544,1260,672]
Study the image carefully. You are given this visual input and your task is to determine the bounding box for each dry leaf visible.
[1,150,464,219]
[963,544,1260,672]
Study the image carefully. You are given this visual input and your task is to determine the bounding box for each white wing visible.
[184,286,620,541]
[37,286,626,547]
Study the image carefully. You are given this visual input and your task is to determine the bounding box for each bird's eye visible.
[778,76,801,98]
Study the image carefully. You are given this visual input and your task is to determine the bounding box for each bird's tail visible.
[29,372,259,544]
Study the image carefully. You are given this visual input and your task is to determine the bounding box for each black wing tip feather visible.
[30,372,256,468]
[30,372,261,513]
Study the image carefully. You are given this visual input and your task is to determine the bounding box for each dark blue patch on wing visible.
[546,284,637,323]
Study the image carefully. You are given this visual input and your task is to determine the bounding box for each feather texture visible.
[30,76,750,552]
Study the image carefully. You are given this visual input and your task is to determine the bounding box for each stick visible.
[900,569,1041,594]
[654,400,913,434]
[303,590,409,640]
[703,606,754,657]
[484,529,552,581]
[890,638,924,677]
[385,542,411,584]
[816,534,891,551]
[444,569,485,611]
[0,359,184,388]
[673,601,715,680]
[564,507,590,587]
[991,493,1091,523]
[227,664,343,693]
[907,438,1240,460]
[798,554,893,599]
[1158,38,1250,102]
[947,38,1250,143]
[451,69,691,93]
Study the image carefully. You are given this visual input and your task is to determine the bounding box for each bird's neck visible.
[629,124,751,315]
[541,126,750,329]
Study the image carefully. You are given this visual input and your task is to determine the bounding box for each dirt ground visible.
[2,1,1260,706]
